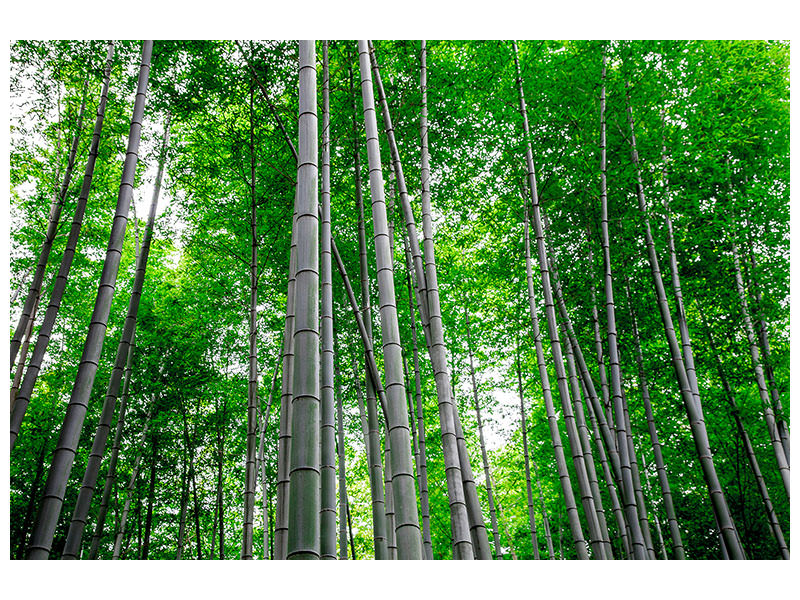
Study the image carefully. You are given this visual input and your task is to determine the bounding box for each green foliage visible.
[9,39,789,560]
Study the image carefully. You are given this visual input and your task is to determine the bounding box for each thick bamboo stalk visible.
[274,195,298,560]
[584,231,613,425]
[27,41,153,560]
[10,293,39,408]
[531,457,555,560]
[259,356,280,559]
[623,73,744,559]
[87,344,145,559]
[10,42,115,450]
[358,40,422,560]
[578,368,632,559]
[621,391,657,559]
[549,253,630,558]
[414,39,475,560]
[744,226,789,464]
[640,454,668,560]
[62,112,169,560]
[368,41,429,327]
[286,39,321,561]
[561,319,614,559]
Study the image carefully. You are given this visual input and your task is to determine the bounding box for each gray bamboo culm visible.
[515,348,540,559]
[259,356,280,559]
[348,60,388,560]
[26,41,152,560]
[10,42,115,451]
[514,41,589,560]
[558,315,614,559]
[416,39,476,560]
[522,205,588,560]
[335,315,349,559]
[599,54,648,560]
[404,240,433,559]
[10,77,89,370]
[700,311,789,560]
[730,241,790,499]
[358,39,423,560]
[62,113,170,559]
[623,276,685,559]
[242,77,259,560]
[87,348,151,560]
[319,41,338,561]
[465,310,503,558]
[286,39,321,561]
[111,403,155,559]
[623,73,744,559]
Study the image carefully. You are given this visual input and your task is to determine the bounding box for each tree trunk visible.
[410,39,475,560]
[88,347,144,559]
[10,292,39,408]
[10,42,115,451]
[335,313,348,560]
[259,356,280,559]
[598,54,648,560]
[550,252,631,558]
[62,112,169,560]
[559,316,614,559]
[26,41,153,560]
[176,439,188,560]
[744,225,789,465]
[404,240,433,560]
[349,61,389,559]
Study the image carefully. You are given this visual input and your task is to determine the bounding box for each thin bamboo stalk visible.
[358,40,422,560]
[27,41,153,560]
[10,42,115,450]
[319,41,337,561]
[623,71,744,559]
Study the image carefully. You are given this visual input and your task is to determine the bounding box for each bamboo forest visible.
[7,39,790,562]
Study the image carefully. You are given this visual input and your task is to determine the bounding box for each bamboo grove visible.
[8,39,789,560]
